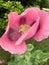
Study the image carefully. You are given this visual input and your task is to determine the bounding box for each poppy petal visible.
[0,32,27,54]
[8,12,20,27]
[21,8,40,25]
[33,10,49,41]
[6,12,20,33]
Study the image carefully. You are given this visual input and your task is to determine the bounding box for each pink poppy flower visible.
[0,7,49,54]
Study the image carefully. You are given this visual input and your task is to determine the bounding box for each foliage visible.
[44,0,49,8]
[18,0,49,9]
[8,49,49,65]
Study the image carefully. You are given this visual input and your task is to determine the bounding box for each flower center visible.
[19,24,30,34]
[8,25,30,41]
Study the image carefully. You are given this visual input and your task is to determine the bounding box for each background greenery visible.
[0,0,49,65]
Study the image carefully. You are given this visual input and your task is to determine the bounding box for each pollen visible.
[19,24,30,34]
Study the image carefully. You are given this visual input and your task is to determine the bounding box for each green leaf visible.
[0,47,11,61]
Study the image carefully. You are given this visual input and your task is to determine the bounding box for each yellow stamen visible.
[19,24,30,34]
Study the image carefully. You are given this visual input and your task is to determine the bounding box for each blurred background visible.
[0,0,49,65]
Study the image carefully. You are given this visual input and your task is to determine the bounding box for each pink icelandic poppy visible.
[0,7,49,54]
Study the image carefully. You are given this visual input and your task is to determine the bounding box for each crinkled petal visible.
[0,33,27,54]
[8,12,20,27]
[6,12,20,33]
[33,10,49,41]
[21,8,40,25]
[15,17,40,45]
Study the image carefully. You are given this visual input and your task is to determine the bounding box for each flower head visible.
[0,7,49,54]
